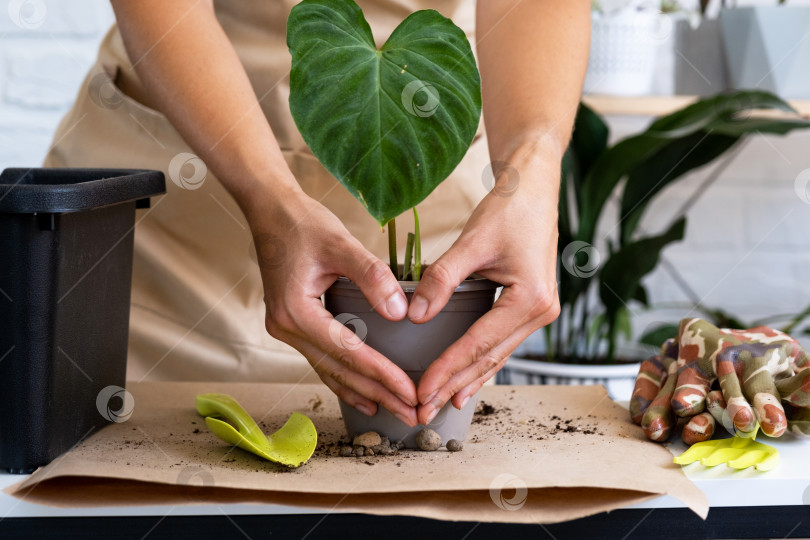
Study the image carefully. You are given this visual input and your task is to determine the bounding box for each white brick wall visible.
[0,0,114,168]
[1,0,808,351]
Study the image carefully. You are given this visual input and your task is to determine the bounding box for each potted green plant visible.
[286,0,497,446]
[503,90,810,399]
[720,1,810,98]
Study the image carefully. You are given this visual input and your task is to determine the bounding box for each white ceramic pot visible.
[584,11,665,96]
[720,6,810,99]
[498,356,641,402]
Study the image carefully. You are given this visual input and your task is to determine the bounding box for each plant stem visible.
[387,218,398,279]
[577,291,590,360]
[413,207,422,280]
[555,306,564,361]
[566,299,577,361]
[544,323,555,361]
[403,232,415,281]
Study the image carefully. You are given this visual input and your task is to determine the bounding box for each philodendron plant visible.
[553,90,810,364]
[287,0,481,280]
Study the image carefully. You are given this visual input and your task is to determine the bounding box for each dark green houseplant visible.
[533,90,810,366]
[287,0,481,281]
[287,0,495,445]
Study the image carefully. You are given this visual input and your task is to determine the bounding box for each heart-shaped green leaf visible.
[287,0,481,225]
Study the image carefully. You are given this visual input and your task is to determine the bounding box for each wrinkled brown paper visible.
[6,382,707,523]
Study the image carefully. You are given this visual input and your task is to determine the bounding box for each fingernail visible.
[386,293,407,319]
[459,395,471,410]
[425,400,442,424]
[356,403,375,416]
[409,295,428,321]
[395,392,417,407]
[395,411,415,427]
[422,390,437,406]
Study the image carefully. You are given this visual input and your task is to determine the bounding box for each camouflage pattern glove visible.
[630,318,810,443]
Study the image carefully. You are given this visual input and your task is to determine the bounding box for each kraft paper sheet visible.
[6,382,708,524]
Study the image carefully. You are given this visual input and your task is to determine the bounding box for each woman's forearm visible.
[110,0,301,214]
[476,0,590,169]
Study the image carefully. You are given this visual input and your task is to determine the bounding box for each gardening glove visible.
[630,339,680,441]
[672,318,807,438]
[249,191,418,427]
[629,341,721,444]
[407,157,562,426]
[630,318,810,442]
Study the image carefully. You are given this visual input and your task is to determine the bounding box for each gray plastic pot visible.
[324,273,499,448]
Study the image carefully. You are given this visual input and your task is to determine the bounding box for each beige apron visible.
[44,0,489,383]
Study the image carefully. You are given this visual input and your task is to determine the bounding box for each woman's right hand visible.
[244,184,418,427]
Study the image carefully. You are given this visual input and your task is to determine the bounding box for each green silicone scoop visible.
[196,393,317,468]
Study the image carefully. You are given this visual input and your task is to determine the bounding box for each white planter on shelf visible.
[498,356,642,402]
[720,6,810,99]
[584,10,665,96]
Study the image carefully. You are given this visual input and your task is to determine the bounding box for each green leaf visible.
[619,133,739,244]
[615,305,633,342]
[559,153,572,249]
[639,323,679,348]
[646,90,796,136]
[599,218,686,331]
[633,284,649,307]
[587,312,607,345]
[287,0,481,225]
[569,103,609,212]
[577,90,809,244]
[570,103,609,179]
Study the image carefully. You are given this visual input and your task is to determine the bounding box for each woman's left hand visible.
[408,148,562,425]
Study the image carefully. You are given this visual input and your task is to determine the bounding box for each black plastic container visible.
[0,168,165,473]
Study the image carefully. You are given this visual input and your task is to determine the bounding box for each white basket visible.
[585,11,664,96]
[498,356,641,402]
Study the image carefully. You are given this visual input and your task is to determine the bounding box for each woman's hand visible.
[244,185,418,427]
[408,147,562,425]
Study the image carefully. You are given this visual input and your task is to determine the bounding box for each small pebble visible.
[365,448,375,456]
[415,429,442,451]
[354,446,365,457]
[353,431,382,448]
[339,446,353,457]
[446,439,463,452]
